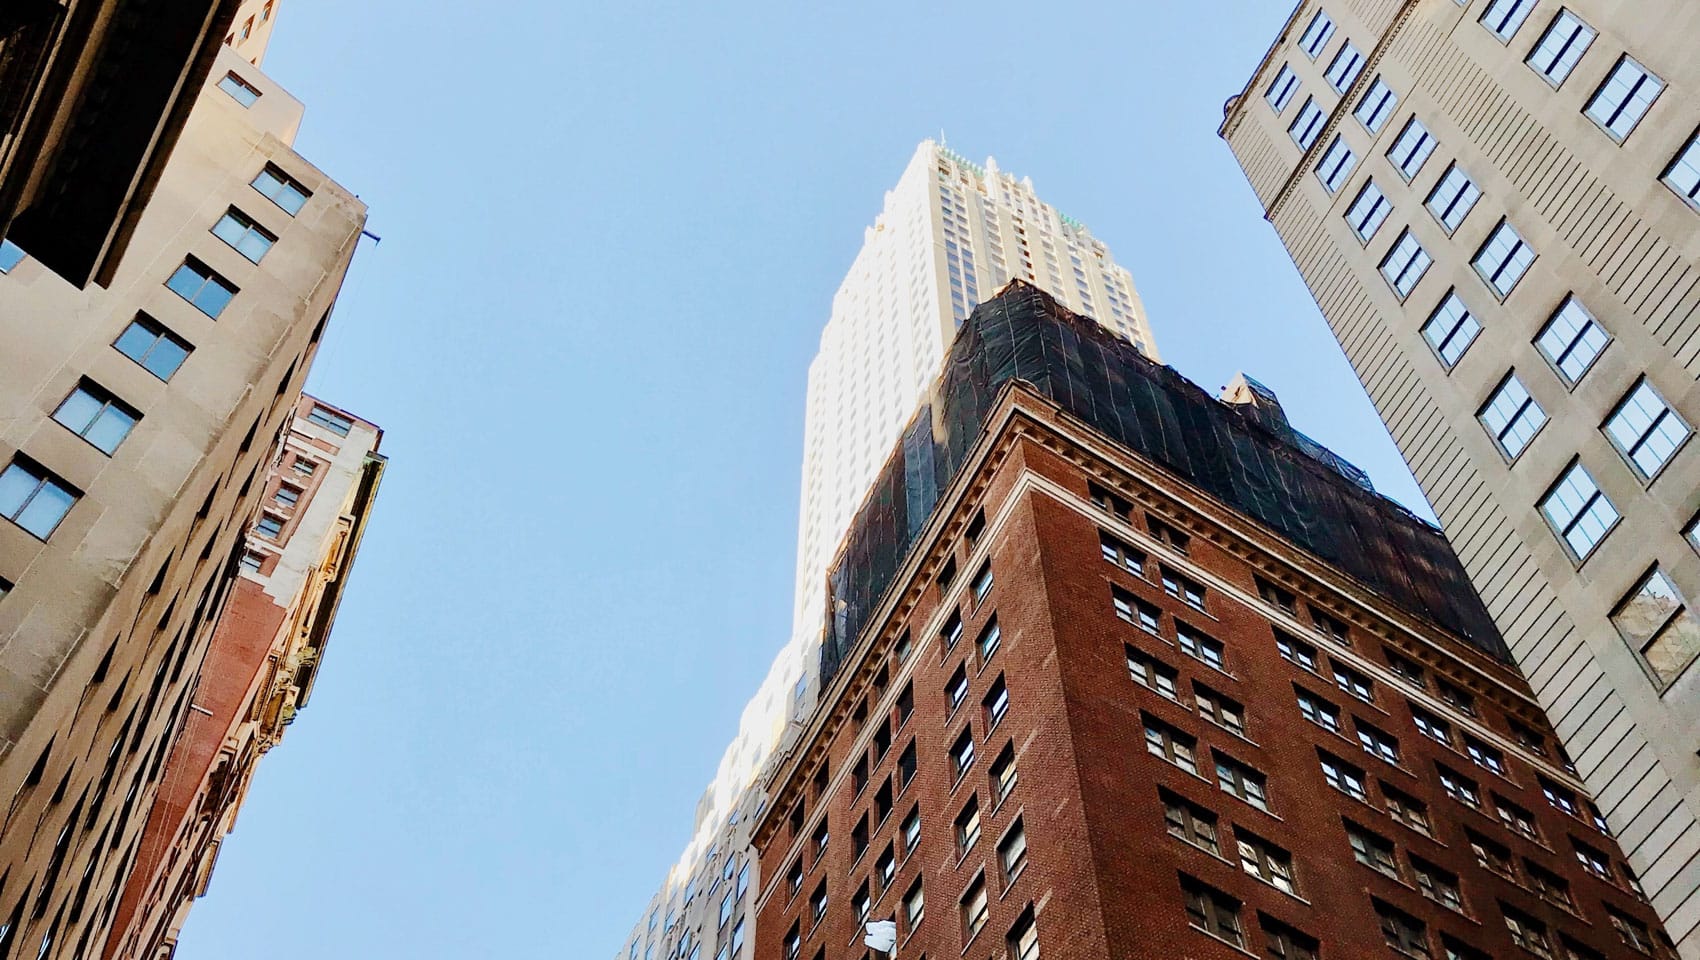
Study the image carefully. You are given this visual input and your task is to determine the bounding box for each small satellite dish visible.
[864,919,898,953]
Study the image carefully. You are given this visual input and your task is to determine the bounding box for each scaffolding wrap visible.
[820,281,1508,687]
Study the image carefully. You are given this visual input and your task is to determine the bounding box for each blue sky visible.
[176,3,1433,958]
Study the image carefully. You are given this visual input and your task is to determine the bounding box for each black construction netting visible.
[819,282,1508,686]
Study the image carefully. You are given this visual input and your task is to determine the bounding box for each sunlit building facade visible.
[1221,0,1700,952]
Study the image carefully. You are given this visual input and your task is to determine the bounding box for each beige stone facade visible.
[1222,0,1700,952]
[0,44,364,958]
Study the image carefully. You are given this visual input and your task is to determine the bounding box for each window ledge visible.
[1186,926,1261,959]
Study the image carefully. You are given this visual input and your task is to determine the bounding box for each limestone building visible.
[1221,0,1700,952]
[0,31,366,960]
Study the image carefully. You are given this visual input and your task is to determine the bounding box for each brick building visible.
[749,283,1673,960]
[100,395,383,960]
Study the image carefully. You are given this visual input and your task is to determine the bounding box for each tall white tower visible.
[617,139,1155,960]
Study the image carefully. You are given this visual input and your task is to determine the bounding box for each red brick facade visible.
[751,386,1672,960]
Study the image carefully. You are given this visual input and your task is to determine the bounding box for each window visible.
[1496,795,1539,839]
[240,551,264,574]
[1423,291,1480,369]
[808,882,827,926]
[1177,624,1226,671]
[1297,10,1334,60]
[984,676,1009,728]
[1163,792,1220,855]
[1611,566,1700,687]
[1479,374,1547,459]
[783,924,800,960]
[1526,861,1574,910]
[899,741,917,787]
[1510,720,1547,757]
[903,880,924,929]
[1009,911,1039,960]
[1608,907,1657,955]
[1385,652,1424,686]
[1345,179,1392,241]
[875,845,896,890]
[1215,754,1268,811]
[1664,130,1700,211]
[941,608,964,649]
[1319,747,1360,801]
[1464,736,1506,776]
[1387,118,1437,181]
[1480,0,1535,41]
[1348,821,1398,877]
[111,316,192,382]
[306,405,354,435]
[0,237,24,273]
[970,562,993,605]
[1312,608,1350,645]
[1559,936,1606,960]
[1541,777,1582,817]
[1314,137,1358,194]
[1537,297,1609,385]
[1295,687,1341,733]
[1144,718,1197,774]
[1356,76,1397,133]
[1375,900,1429,958]
[729,921,744,955]
[1113,585,1162,633]
[1182,876,1244,947]
[1332,663,1373,702]
[1606,379,1690,479]
[990,744,1017,803]
[1100,531,1145,576]
[1195,685,1246,737]
[274,484,300,508]
[0,459,78,539]
[1503,906,1554,959]
[1276,630,1319,672]
[961,877,988,940]
[1236,830,1296,894]
[999,818,1028,881]
[937,555,957,589]
[1541,461,1619,560]
[977,618,1002,662]
[1424,164,1480,234]
[1527,10,1595,86]
[253,164,311,215]
[950,728,977,780]
[1162,569,1207,610]
[1438,766,1481,808]
[1326,42,1364,92]
[1357,722,1400,764]
[1438,679,1477,716]
[1256,576,1296,614]
[1411,706,1451,746]
[1384,785,1432,836]
[1265,921,1320,960]
[1090,482,1131,519]
[218,71,261,106]
[1289,97,1326,150]
[851,883,870,923]
[955,797,981,855]
[1468,829,1515,879]
[52,382,139,455]
[1380,229,1432,299]
[1149,516,1190,554]
[1573,839,1612,880]
[212,208,277,262]
[1412,857,1464,913]
[720,887,735,925]
[1267,64,1299,113]
[166,258,238,317]
[851,813,869,857]
[1586,57,1663,142]
[1128,647,1180,700]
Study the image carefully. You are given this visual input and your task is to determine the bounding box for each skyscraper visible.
[754,280,1672,960]
[0,22,368,958]
[1220,0,1700,952]
[618,141,1153,960]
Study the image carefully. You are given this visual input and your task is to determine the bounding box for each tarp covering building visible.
[820,281,1509,687]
